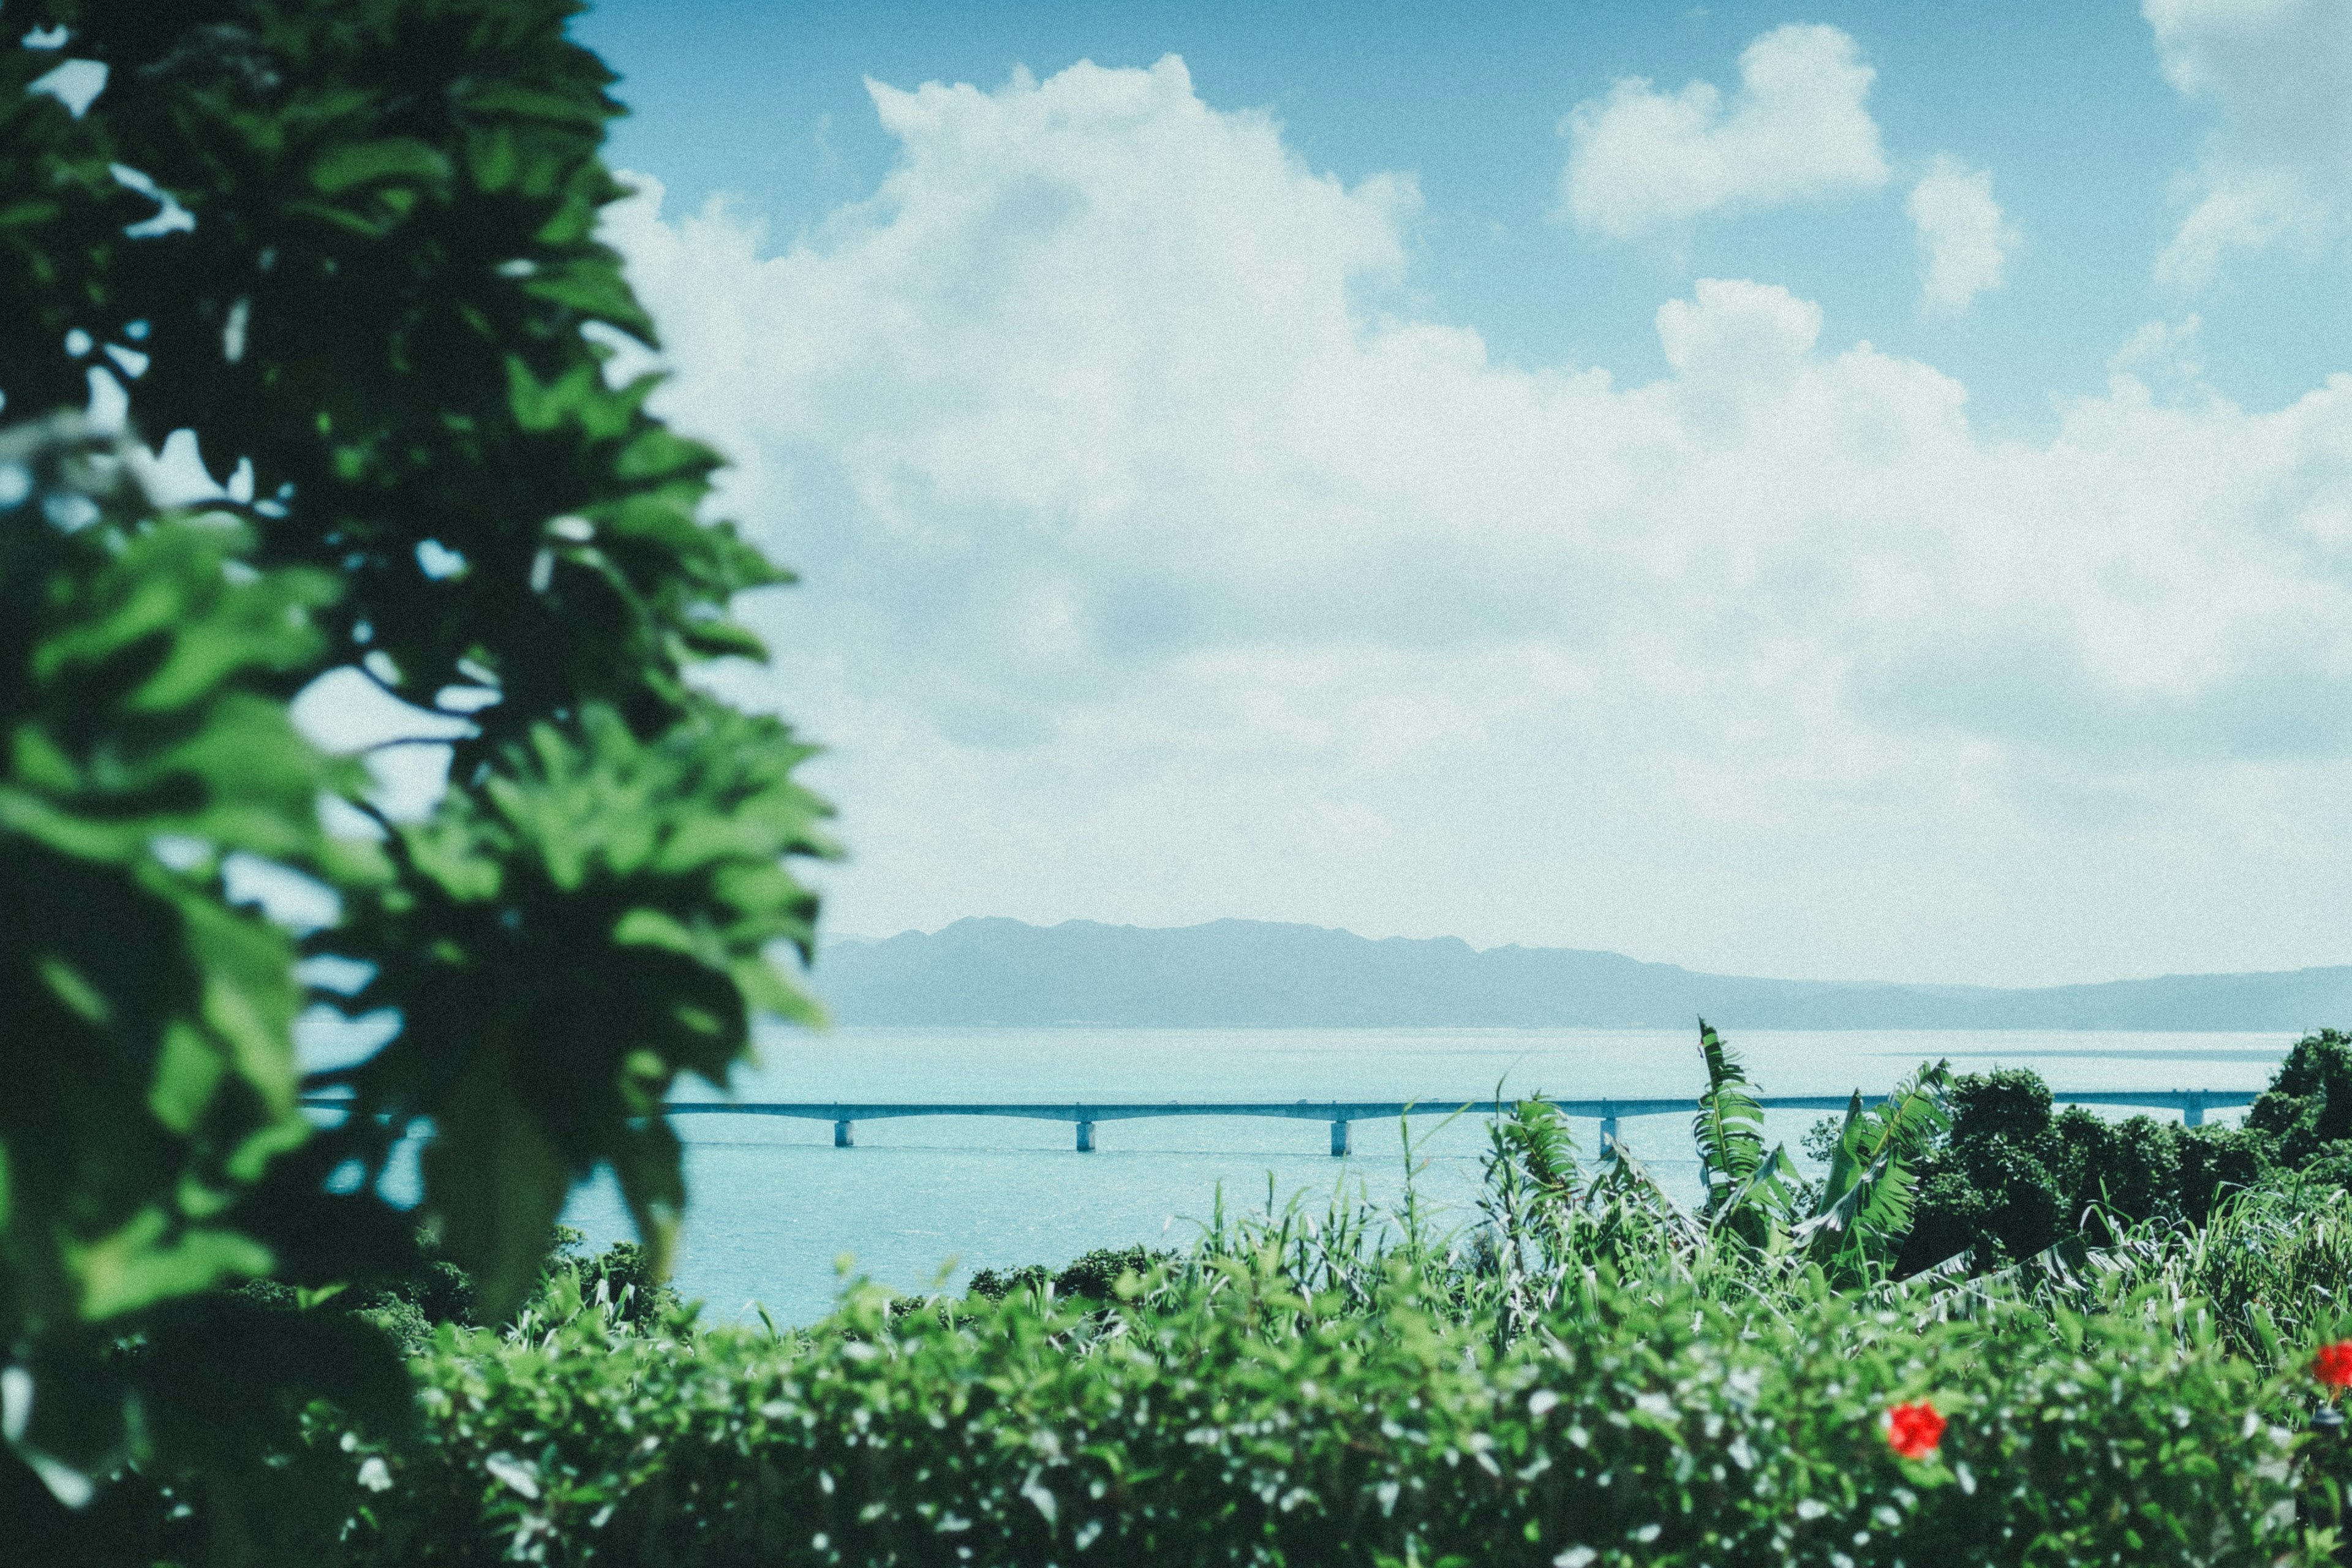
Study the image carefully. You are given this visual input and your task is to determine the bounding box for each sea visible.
[552,1023,2298,1326]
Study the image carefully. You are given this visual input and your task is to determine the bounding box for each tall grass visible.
[1024,1091,2352,1379]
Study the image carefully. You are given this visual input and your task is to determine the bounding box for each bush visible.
[533,1234,682,1333]
[967,1244,1175,1303]
[317,1262,2335,1568]
[1898,1063,2294,1275]
[1898,1070,2071,1272]
[265,1056,2352,1565]
[2253,1030,2352,1168]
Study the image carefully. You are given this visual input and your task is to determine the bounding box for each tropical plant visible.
[2,1,828,1554]
[1685,1018,1950,1281]
[1691,1017,1779,1232]
[1795,1060,1951,1281]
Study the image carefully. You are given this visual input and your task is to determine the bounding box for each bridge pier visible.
[1600,1105,1618,1161]
[833,1118,854,1148]
[1076,1119,1096,1153]
[2184,1094,2205,1129]
[1330,1119,1351,1157]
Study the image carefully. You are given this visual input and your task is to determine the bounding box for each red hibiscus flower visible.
[1885,1400,1946,1460]
[2315,1341,2352,1391]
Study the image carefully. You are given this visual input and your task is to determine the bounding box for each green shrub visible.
[2253,1031,2352,1168]
[967,1244,1176,1303]
[531,1234,682,1333]
[2177,1125,2276,1219]
[262,1061,2352,1566]
[1898,1062,2297,1275]
[316,1261,2337,1568]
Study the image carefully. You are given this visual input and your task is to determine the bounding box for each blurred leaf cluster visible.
[2,0,826,1553]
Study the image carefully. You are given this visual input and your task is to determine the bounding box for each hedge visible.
[317,1265,2343,1568]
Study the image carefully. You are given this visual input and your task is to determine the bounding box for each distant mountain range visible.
[814,917,2352,1032]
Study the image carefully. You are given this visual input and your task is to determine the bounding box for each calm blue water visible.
[551,1024,2294,1325]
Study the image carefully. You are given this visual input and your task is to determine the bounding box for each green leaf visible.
[522,260,655,338]
[505,355,601,432]
[69,1209,274,1321]
[148,1019,227,1134]
[419,1046,571,1321]
[1692,1019,1766,1207]
[309,138,452,196]
[459,81,614,128]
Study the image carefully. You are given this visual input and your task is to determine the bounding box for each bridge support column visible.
[1330,1119,1351,1157]
[1076,1120,1096,1153]
[1600,1106,1619,1161]
[833,1118,854,1148]
[2184,1095,2206,1129]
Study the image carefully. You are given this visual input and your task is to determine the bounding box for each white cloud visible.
[2146,0,2352,287]
[1559,24,1888,240]
[607,56,2352,986]
[2111,314,2205,390]
[1905,157,2016,312]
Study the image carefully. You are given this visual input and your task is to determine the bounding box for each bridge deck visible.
[303,1088,2260,1155]
[663,1089,2258,1124]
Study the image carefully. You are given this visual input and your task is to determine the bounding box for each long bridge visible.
[660,1088,2260,1156]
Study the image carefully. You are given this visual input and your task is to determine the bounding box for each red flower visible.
[2315,1341,2352,1390]
[1885,1401,1946,1460]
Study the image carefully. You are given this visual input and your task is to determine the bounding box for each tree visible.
[2246,1027,2352,1167]
[2,1,829,1555]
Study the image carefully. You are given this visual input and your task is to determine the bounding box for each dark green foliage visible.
[2252,1029,2352,1167]
[962,1262,1051,1301]
[1897,1065,2286,1275]
[2052,1105,2180,1238]
[230,1233,482,1358]
[2178,1123,2276,1216]
[1886,1029,2352,1280]
[536,1229,680,1331]
[1948,1066,2054,1143]
[1893,1076,2079,1271]
[967,1244,1174,1303]
[227,1225,672,1360]
[3,2,827,1553]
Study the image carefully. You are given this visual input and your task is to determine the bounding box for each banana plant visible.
[1692,1019,1805,1250]
[1791,1058,1953,1282]
[1688,1021,1950,1276]
[1692,1019,1766,1210]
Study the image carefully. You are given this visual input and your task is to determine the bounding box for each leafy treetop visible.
[2,0,830,1551]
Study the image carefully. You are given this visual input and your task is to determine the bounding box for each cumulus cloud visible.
[606,56,2352,984]
[1905,157,2016,312]
[1559,24,1889,240]
[2146,0,2352,287]
[2111,314,2206,393]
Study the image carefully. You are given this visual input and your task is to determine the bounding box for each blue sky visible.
[577,0,2343,433]
[508,1,2352,987]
